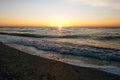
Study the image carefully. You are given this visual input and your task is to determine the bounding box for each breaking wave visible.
[0,32,120,40]
[1,38,120,62]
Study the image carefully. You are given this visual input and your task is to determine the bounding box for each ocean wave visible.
[2,38,120,62]
[0,32,90,38]
[0,32,120,41]
[97,36,120,40]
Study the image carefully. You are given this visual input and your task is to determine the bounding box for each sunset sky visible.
[0,0,120,27]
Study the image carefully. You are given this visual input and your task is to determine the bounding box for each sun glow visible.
[50,17,71,27]
[57,23,62,28]
[57,23,62,30]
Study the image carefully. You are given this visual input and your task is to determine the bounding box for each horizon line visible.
[0,25,120,28]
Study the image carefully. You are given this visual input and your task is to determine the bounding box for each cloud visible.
[68,0,120,10]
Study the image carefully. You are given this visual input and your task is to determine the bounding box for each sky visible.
[0,0,120,27]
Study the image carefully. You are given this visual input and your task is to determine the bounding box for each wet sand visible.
[0,42,120,80]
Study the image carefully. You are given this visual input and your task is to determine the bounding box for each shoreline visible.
[6,43,120,76]
[0,42,120,80]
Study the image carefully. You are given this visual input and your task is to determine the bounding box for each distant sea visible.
[0,27,120,75]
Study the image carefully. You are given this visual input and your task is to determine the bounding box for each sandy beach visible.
[0,42,120,80]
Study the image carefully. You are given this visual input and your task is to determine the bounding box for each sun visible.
[57,23,62,28]
[50,18,70,27]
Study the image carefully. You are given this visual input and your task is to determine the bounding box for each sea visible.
[0,27,120,75]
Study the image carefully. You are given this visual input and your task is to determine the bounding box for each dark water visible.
[0,27,120,62]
